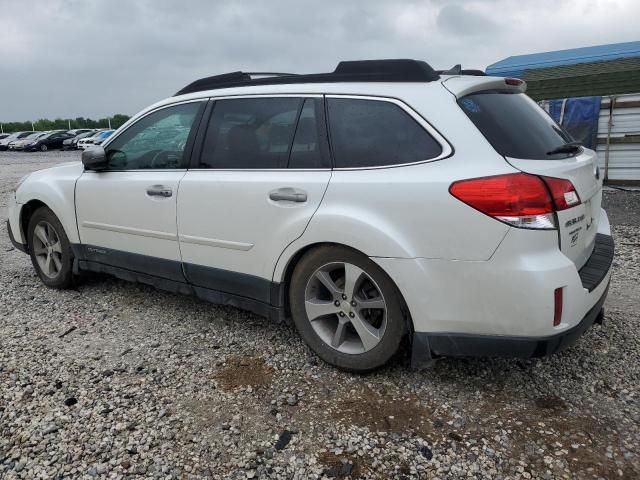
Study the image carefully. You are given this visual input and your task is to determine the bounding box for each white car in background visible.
[0,131,37,151]
[7,60,613,371]
[8,132,48,151]
[77,130,114,150]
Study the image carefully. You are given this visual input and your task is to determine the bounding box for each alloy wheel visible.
[304,262,387,354]
[32,221,63,278]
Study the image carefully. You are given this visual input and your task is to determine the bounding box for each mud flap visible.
[411,333,436,370]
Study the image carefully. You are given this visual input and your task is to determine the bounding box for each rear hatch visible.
[451,81,602,270]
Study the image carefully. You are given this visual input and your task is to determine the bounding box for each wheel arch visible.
[15,163,83,245]
[275,241,415,336]
[20,199,49,247]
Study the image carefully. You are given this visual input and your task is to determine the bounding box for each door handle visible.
[269,188,307,203]
[146,185,173,197]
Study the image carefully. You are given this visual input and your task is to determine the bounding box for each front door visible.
[177,96,332,303]
[75,100,205,282]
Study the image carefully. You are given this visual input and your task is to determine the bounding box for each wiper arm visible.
[547,142,582,155]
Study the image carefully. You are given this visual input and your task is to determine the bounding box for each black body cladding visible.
[174,59,441,96]
[70,244,286,322]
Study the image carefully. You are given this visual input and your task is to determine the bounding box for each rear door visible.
[457,90,602,269]
[177,96,331,303]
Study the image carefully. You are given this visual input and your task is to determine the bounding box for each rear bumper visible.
[372,208,614,366]
[412,282,608,366]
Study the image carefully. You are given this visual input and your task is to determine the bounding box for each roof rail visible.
[174,59,440,96]
[244,72,299,78]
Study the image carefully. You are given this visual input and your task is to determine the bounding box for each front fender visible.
[15,162,83,244]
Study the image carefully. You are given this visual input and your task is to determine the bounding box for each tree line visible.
[0,114,131,134]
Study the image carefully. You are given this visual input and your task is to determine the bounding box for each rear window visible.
[458,92,574,159]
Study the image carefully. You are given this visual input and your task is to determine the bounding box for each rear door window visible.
[289,98,330,169]
[327,98,443,168]
[200,97,302,169]
[458,92,575,159]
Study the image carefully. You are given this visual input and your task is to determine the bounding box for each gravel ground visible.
[1,151,638,479]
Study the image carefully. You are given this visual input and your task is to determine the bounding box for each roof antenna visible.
[443,64,462,75]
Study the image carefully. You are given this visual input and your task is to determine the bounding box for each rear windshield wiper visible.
[546,142,582,155]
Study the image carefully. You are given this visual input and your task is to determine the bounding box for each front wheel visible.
[289,246,407,372]
[27,207,75,289]
[40,144,48,152]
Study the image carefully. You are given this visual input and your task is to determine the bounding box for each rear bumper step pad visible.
[578,233,614,292]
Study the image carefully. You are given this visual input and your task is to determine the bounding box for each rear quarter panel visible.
[274,84,520,280]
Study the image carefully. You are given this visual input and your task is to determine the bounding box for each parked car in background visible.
[0,134,10,140]
[8,132,47,151]
[92,130,115,146]
[76,132,101,150]
[0,131,36,151]
[67,129,94,136]
[62,130,98,150]
[25,131,75,152]
[78,130,114,150]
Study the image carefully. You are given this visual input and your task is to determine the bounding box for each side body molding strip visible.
[82,221,177,241]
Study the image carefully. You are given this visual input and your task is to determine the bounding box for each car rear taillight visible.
[449,172,578,230]
[540,176,581,210]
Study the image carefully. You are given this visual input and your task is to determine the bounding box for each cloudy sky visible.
[0,0,638,122]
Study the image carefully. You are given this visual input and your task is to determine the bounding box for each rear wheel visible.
[290,246,406,372]
[27,207,74,289]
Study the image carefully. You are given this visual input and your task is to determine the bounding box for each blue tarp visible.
[543,96,602,149]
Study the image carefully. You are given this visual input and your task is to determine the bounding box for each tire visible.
[40,144,48,152]
[27,207,75,289]
[289,246,406,372]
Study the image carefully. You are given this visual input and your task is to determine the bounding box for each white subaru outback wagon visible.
[8,60,614,371]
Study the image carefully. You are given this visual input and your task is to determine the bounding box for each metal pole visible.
[68,119,71,130]
[31,121,35,131]
[604,96,616,183]
[108,117,112,129]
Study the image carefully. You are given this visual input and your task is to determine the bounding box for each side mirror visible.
[82,146,108,171]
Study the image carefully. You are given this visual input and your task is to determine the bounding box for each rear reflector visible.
[553,287,563,326]
[449,173,581,230]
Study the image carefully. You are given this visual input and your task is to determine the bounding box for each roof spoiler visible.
[435,64,487,76]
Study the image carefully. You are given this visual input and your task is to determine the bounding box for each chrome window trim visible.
[208,93,324,100]
[100,93,452,172]
[83,169,188,174]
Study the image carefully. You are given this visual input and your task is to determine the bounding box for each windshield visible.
[458,92,575,160]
